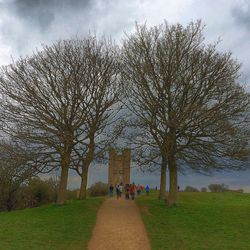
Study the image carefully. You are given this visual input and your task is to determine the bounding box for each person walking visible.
[125,184,130,200]
[116,184,120,199]
[130,183,136,200]
[136,184,140,196]
[145,185,150,195]
[109,184,114,197]
[139,184,143,195]
[119,182,123,198]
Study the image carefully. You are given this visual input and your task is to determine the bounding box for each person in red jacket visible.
[130,183,136,200]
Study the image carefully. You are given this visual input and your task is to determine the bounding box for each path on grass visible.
[88,198,151,250]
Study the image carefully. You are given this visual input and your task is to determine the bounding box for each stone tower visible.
[108,148,131,185]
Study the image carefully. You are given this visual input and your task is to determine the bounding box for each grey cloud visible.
[232,4,250,31]
[1,0,249,86]
[4,0,93,31]
[0,0,136,62]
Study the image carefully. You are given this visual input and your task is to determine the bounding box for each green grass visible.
[137,191,250,250]
[0,198,104,250]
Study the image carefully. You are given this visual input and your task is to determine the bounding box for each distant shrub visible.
[184,186,199,192]
[208,183,228,192]
[23,178,57,207]
[67,189,79,200]
[201,187,207,192]
[0,176,59,211]
[45,177,59,202]
[227,189,244,193]
[235,189,244,193]
[88,182,108,197]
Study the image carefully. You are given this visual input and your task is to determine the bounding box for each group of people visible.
[109,183,150,200]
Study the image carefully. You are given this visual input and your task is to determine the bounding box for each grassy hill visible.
[0,198,103,250]
[1,191,249,250]
[137,191,250,250]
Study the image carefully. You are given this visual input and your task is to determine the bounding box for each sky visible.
[1,0,250,191]
[66,163,250,192]
[0,0,250,89]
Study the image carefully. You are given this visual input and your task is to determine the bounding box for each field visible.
[0,198,103,250]
[137,191,250,250]
[1,191,250,250]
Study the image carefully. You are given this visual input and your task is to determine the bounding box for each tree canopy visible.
[122,21,250,205]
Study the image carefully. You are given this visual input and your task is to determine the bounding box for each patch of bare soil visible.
[88,198,151,250]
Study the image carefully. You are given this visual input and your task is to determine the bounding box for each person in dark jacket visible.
[109,184,114,197]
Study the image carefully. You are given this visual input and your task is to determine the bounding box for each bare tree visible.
[70,75,122,199]
[0,140,38,211]
[122,21,250,206]
[71,120,120,199]
[0,37,119,204]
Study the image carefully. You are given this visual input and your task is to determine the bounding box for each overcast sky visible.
[1,0,250,190]
[0,0,250,90]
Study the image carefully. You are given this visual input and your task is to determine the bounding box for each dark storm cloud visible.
[0,0,136,61]
[5,0,93,31]
[1,0,250,89]
[0,0,106,60]
[232,5,250,31]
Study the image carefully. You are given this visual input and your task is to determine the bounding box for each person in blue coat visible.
[145,185,150,195]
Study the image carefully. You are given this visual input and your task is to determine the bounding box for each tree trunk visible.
[78,138,94,199]
[79,165,89,199]
[6,197,14,211]
[56,154,70,205]
[159,156,167,200]
[166,155,177,207]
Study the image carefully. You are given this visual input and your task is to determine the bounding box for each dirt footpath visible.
[88,198,151,250]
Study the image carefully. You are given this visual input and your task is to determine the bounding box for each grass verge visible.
[137,191,250,250]
[0,198,104,250]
